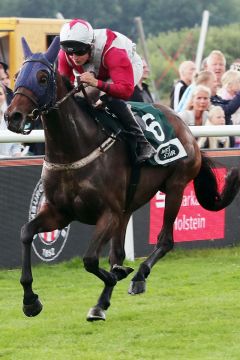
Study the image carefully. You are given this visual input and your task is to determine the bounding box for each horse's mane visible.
[62,76,74,91]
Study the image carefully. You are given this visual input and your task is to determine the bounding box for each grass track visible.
[1,247,240,359]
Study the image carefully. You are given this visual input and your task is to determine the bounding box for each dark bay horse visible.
[5,36,240,321]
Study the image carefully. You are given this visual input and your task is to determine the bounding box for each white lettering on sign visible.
[155,190,200,208]
[174,214,206,231]
[161,145,176,159]
[181,191,200,207]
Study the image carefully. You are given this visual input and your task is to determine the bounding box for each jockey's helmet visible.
[60,19,94,54]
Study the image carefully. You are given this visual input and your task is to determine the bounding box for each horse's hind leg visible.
[20,205,70,317]
[86,213,133,321]
[129,184,185,295]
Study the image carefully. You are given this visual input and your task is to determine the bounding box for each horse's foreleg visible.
[20,205,70,317]
[86,213,133,321]
[129,185,184,295]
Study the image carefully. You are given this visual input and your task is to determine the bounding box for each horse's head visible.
[5,36,60,134]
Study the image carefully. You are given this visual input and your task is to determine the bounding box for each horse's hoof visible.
[86,306,106,322]
[128,280,146,295]
[111,264,134,281]
[23,297,43,317]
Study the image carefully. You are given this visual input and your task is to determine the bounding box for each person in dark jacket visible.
[130,59,154,103]
[211,90,240,147]
[0,61,14,105]
[211,91,240,125]
[170,60,196,111]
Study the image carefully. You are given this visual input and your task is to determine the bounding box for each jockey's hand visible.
[94,99,105,109]
[80,72,98,87]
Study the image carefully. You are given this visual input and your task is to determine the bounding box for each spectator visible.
[230,59,240,72]
[197,106,230,149]
[200,57,208,71]
[0,83,23,157]
[211,75,240,147]
[211,78,240,126]
[218,69,240,147]
[176,70,217,112]
[0,61,7,77]
[205,50,226,88]
[178,84,211,126]
[218,70,240,100]
[0,61,14,105]
[129,58,154,103]
[170,60,196,111]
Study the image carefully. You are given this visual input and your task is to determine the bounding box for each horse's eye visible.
[39,76,48,86]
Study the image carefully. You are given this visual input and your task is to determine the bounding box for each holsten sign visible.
[149,168,226,244]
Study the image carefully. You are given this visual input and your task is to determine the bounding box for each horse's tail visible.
[193,153,240,211]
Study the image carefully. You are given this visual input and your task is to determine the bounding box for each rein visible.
[54,82,91,108]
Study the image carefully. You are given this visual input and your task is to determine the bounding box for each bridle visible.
[13,57,90,134]
[12,56,117,169]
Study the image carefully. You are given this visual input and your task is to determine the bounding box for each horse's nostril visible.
[12,112,24,122]
[7,111,24,133]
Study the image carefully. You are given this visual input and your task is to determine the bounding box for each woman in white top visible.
[0,83,22,157]
[178,84,211,126]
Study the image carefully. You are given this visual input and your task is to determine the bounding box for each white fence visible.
[1,125,240,143]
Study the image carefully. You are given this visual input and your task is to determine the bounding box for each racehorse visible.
[5,36,240,322]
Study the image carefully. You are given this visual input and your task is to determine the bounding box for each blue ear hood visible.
[21,36,60,63]
[22,37,33,59]
[44,36,60,63]
[14,37,60,108]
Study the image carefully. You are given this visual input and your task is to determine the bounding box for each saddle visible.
[75,96,187,167]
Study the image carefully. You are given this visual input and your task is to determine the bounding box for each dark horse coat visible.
[5,36,240,321]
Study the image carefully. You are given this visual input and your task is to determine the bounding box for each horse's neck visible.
[43,81,101,163]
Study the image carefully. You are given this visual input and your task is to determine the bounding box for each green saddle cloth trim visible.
[128,101,175,144]
[128,102,187,166]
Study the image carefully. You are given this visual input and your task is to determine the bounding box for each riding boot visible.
[104,97,156,164]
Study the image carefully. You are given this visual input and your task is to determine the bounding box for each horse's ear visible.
[45,36,60,64]
[21,37,33,59]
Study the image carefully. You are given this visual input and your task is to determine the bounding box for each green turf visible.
[1,247,240,359]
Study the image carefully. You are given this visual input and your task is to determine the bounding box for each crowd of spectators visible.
[170,50,240,149]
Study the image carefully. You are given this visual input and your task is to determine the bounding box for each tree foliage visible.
[0,1,239,101]
[1,0,240,39]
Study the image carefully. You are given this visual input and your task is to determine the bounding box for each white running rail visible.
[1,126,240,143]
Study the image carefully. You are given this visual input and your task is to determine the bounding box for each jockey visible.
[59,18,156,163]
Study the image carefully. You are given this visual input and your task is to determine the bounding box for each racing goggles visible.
[61,43,91,56]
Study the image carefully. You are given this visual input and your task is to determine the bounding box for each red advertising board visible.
[149,168,226,244]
